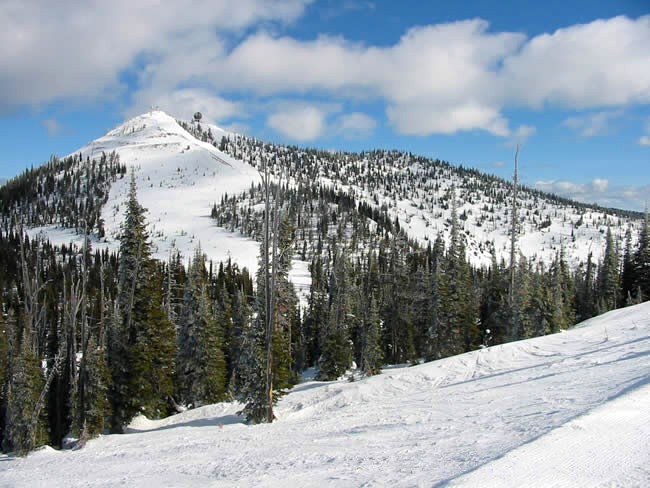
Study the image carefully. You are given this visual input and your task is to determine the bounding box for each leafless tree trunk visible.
[509,145,520,306]
[260,157,285,423]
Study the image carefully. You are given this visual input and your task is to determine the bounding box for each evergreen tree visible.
[633,212,650,300]
[576,252,596,321]
[512,254,533,340]
[235,313,267,423]
[75,335,110,441]
[109,172,175,431]
[0,303,8,447]
[620,227,636,306]
[444,196,480,353]
[3,327,47,455]
[361,297,383,375]
[318,250,353,380]
[597,227,620,313]
[177,246,226,407]
[304,256,328,367]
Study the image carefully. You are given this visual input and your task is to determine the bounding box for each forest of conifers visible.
[1,159,649,456]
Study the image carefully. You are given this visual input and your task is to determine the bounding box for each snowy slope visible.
[22,110,643,287]
[3,302,649,487]
[28,111,261,273]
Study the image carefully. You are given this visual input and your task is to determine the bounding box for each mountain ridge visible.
[1,110,644,273]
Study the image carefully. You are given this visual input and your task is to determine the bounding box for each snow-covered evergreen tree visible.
[177,246,226,407]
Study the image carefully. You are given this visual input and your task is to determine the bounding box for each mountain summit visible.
[61,111,261,270]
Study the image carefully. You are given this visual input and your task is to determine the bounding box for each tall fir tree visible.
[0,302,8,447]
[109,172,175,431]
[3,326,47,455]
[177,246,226,407]
[318,249,354,380]
[632,211,650,301]
[597,227,620,313]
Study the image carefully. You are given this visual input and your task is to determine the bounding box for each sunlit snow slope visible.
[3,302,649,487]
[33,111,262,271]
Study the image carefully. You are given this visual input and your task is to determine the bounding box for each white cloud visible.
[221,21,523,136]
[2,7,650,140]
[127,88,241,124]
[506,124,536,146]
[42,118,62,136]
[535,178,609,196]
[0,0,310,111]
[533,178,650,211]
[502,16,650,109]
[563,110,622,137]
[267,104,329,141]
[336,112,376,139]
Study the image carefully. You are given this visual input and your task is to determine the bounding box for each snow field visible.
[2,302,649,487]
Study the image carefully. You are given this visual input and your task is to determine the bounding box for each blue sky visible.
[1,0,649,210]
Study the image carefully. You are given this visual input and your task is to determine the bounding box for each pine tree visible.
[596,227,620,313]
[444,195,479,354]
[235,313,267,423]
[426,236,446,360]
[512,254,533,340]
[576,252,596,321]
[361,297,383,375]
[0,303,8,447]
[3,327,47,455]
[633,212,650,300]
[620,227,636,306]
[177,247,227,407]
[318,250,353,380]
[304,256,328,367]
[76,335,110,441]
[109,172,175,431]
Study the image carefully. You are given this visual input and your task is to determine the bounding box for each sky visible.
[0,0,649,210]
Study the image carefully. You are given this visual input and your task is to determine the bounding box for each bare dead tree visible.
[509,144,520,306]
[259,156,286,423]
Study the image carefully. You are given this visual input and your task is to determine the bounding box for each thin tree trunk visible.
[509,145,520,306]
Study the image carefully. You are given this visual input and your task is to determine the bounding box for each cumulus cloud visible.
[336,112,376,139]
[563,110,623,137]
[221,20,522,136]
[502,16,650,109]
[127,88,241,123]
[267,104,329,141]
[2,6,650,139]
[0,0,310,111]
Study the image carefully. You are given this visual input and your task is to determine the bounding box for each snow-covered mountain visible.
[3,300,649,487]
[6,110,644,276]
[29,111,263,272]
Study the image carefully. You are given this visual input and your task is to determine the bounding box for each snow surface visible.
[30,111,262,273]
[26,111,315,304]
[3,302,649,487]
[23,110,642,306]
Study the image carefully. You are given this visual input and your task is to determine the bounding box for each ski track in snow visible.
[2,303,649,487]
